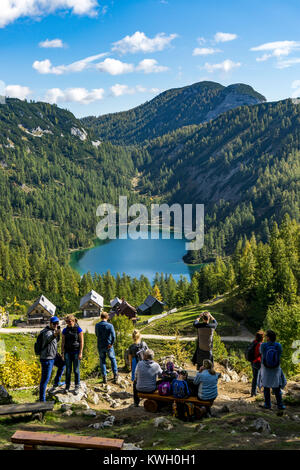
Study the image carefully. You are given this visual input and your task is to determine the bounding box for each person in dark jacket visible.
[95,311,118,384]
[250,330,264,397]
[128,329,148,382]
[39,316,64,402]
[192,311,218,370]
[61,314,84,395]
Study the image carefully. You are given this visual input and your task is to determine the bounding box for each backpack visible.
[263,343,280,368]
[64,326,80,352]
[245,341,256,362]
[172,379,190,399]
[158,381,171,396]
[135,341,148,362]
[184,402,195,422]
[34,328,47,356]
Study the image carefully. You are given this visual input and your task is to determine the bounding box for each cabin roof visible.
[27,295,56,316]
[144,295,165,307]
[80,290,104,309]
[110,297,122,308]
[119,300,137,314]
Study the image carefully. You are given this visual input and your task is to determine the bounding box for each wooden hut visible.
[27,295,56,324]
[137,295,165,316]
[79,290,104,318]
[109,298,137,321]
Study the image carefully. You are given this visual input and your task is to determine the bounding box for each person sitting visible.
[133,349,162,407]
[128,330,148,382]
[257,330,286,410]
[172,369,190,399]
[193,359,220,415]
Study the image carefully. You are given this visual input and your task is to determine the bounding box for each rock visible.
[123,443,141,451]
[154,417,174,430]
[62,410,73,417]
[99,415,116,428]
[12,444,24,450]
[53,389,87,404]
[227,370,239,382]
[240,375,248,383]
[221,374,231,383]
[231,430,236,434]
[290,415,300,422]
[60,404,72,412]
[221,404,230,413]
[152,439,164,447]
[196,423,206,432]
[0,385,12,405]
[82,409,97,417]
[252,418,271,434]
[87,392,100,405]
[252,432,261,436]
[71,401,90,410]
[88,422,102,430]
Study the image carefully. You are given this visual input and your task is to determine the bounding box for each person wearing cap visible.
[39,316,65,402]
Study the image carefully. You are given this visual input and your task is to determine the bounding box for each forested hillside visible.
[82,81,266,144]
[137,98,300,263]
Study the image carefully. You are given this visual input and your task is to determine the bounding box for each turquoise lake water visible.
[69,231,201,281]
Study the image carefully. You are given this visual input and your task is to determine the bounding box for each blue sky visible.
[1,0,300,117]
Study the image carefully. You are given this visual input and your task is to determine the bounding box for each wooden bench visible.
[0,402,54,421]
[11,430,124,450]
[138,391,213,416]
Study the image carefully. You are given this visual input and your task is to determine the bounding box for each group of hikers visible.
[36,310,286,413]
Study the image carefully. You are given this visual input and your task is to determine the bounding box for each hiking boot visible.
[113,374,119,384]
[74,386,80,396]
[102,376,107,384]
[63,388,70,394]
[49,385,58,394]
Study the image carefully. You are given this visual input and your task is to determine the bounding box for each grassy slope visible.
[1,387,299,450]
[140,299,239,336]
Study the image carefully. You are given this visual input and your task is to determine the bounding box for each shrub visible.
[80,332,99,378]
[111,315,134,364]
[0,352,40,388]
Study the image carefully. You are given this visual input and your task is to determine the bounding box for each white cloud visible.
[193,47,221,56]
[214,32,237,43]
[5,84,31,100]
[202,59,241,73]
[136,59,168,74]
[251,41,300,63]
[33,52,108,74]
[96,58,134,75]
[39,38,65,48]
[112,31,178,54]
[110,84,161,97]
[110,84,136,97]
[276,58,300,69]
[45,87,104,104]
[291,80,300,98]
[0,0,99,28]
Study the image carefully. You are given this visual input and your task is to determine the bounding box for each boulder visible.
[154,417,174,430]
[252,418,271,434]
[227,370,239,382]
[62,410,73,417]
[60,404,72,412]
[221,374,231,383]
[240,375,248,383]
[82,409,97,417]
[87,391,100,405]
[0,385,12,405]
[123,443,141,451]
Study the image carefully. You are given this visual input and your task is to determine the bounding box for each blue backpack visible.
[263,343,280,368]
[172,380,190,399]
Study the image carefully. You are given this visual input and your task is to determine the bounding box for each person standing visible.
[250,330,264,397]
[192,311,218,370]
[38,316,64,402]
[258,330,286,410]
[128,330,148,382]
[61,314,84,395]
[95,311,118,384]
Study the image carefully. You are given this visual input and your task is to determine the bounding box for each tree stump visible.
[144,399,158,413]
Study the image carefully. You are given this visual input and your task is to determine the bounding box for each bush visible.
[0,352,40,388]
[111,316,134,364]
[80,332,99,378]
[264,299,300,377]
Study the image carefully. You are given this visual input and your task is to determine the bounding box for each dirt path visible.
[0,317,254,342]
